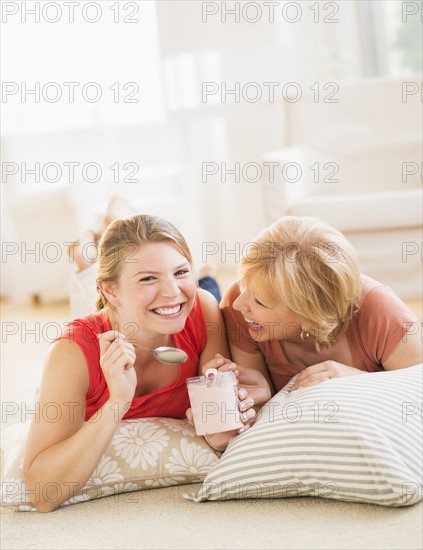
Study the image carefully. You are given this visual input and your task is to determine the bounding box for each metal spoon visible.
[129,342,188,365]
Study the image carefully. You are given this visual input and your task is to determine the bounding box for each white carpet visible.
[1,484,422,550]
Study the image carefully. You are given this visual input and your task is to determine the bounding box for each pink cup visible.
[186,368,243,436]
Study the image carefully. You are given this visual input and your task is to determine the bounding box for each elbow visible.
[34,501,60,514]
[23,469,61,513]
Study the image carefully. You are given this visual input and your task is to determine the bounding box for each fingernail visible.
[238,427,245,434]
[242,412,250,422]
[240,402,247,411]
[239,389,247,399]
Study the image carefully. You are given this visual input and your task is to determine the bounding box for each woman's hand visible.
[231,363,273,410]
[207,353,272,410]
[189,353,271,451]
[185,382,256,453]
[202,353,268,416]
[98,330,137,413]
[200,353,232,374]
[291,361,366,391]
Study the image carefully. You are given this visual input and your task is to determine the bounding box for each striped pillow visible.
[185,364,422,506]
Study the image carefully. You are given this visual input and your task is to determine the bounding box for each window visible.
[1,1,165,135]
[358,0,422,77]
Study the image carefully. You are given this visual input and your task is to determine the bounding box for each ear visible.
[100,281,122,308]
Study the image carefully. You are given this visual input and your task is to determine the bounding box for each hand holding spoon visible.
[97,332,188,365]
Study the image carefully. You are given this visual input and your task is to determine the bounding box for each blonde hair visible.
[95,214,193,311]
[239,216,361,344]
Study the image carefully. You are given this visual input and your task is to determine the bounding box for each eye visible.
[175,269,189,276]
[139,276,156,282]
[254,298,266,307]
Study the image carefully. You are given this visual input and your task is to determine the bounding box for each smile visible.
[244,317,263,330]
[151,304,184,316]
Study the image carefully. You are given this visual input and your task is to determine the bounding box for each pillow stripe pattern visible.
[185,365,422,506]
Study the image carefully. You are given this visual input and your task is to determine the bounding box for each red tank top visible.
[57,295,206,420]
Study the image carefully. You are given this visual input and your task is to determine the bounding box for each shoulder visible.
[54,312,108,386]
[198,286,218,306]
[353,275,417,364]
[359,274,392,301]
[197,288,221,322]
[220,281,242,324]
[59,311,110,344]
[70,310,110,330]
[220,280,241,309]
[358,275,415,318]
[43,338,90,394]
[175,290,210,353]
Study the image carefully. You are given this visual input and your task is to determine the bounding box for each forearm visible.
[24,399,128,512]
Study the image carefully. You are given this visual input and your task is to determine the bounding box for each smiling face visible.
[103,241,197,344]
[233,282,305,343]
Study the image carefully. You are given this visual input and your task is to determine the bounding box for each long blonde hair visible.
[240,216,361,344]
[95,214,193,311]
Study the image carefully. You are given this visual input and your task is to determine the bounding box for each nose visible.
[160,277,180,298]
[233,290,248,313]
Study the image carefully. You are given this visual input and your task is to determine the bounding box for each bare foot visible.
[68,196,136,271]
[67,230,98,271]
[100,195,137,233]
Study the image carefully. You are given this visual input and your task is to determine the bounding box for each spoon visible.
[129,341,188,365]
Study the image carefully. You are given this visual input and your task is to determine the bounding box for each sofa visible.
[261,77,422,301]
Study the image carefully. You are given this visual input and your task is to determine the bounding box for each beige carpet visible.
[2,300,422,550]
[1,484,422,550]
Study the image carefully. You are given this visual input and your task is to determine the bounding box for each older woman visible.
[221,216,422,394]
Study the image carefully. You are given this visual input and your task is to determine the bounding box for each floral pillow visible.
[1,417,220,511]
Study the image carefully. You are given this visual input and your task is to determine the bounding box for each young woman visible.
[23,215,256,512]
[221,216,422,394]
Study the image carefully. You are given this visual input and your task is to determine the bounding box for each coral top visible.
[57,295,206,420]
[221,275,417,391]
